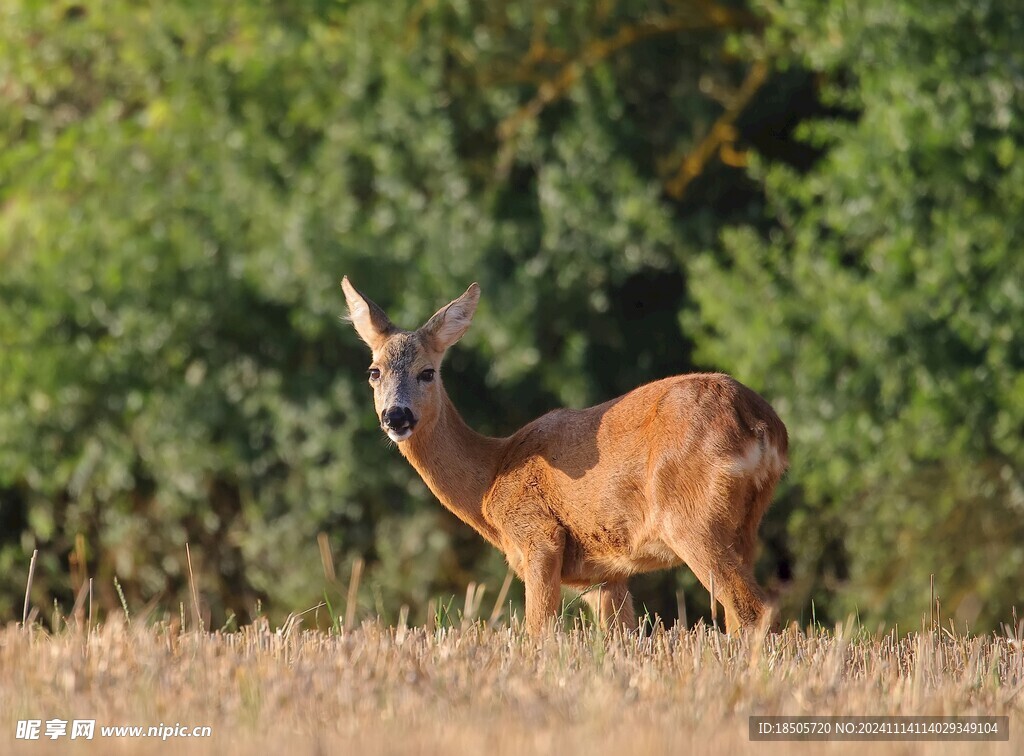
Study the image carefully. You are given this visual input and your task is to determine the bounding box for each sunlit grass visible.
[2,611,1022,754]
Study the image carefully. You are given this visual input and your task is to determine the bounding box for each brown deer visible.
[341,277,788,636]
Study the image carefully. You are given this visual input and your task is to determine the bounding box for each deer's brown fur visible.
[342,278,788,636]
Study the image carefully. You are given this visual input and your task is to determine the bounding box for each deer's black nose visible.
[381,406,416,431]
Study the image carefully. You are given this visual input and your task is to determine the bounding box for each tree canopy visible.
[1,0,1021,631]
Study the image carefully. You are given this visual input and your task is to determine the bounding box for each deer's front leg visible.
[522,526,565,636]
[584,581,635,632]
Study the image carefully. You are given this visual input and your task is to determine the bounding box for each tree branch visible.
[495,7,764,177]
[664,59,768,200]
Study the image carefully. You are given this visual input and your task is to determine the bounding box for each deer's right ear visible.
[341,277,396,352]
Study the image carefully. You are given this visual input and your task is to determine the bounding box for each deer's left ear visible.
[420,283,480,352]
[341,276,396,352]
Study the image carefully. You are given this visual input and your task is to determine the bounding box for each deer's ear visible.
[420,283,480,353]
[341,277,396,351]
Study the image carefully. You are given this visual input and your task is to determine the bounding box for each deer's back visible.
[483,373,788,583]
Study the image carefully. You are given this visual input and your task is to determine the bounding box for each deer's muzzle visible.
[381,406,417,440]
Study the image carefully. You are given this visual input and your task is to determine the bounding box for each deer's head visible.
[341,277,480,443]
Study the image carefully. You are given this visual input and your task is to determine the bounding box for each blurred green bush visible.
[0,0,1020,630]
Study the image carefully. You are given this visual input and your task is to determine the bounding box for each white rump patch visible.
[761,443,785,476]
[729,441,764,476]
[728,440,786,485]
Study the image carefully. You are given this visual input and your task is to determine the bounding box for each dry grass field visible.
[2,611,1022,755]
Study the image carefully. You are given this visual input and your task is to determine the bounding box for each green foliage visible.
[0,0,718,624]
[1,0,1020,631]
[689,0,1024,627]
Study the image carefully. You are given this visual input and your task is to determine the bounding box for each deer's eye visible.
[418,368,435,383]
[368,368,381,382]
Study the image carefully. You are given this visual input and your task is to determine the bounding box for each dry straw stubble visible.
[2,617,1022,755]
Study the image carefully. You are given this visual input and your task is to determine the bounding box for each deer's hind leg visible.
[734,483,778,631]
[658,474,769,634]
[670,533,766,634]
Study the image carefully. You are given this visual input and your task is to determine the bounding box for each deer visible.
[341,277,788,636]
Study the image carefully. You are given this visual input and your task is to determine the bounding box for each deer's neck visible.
[399,388,505,548]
